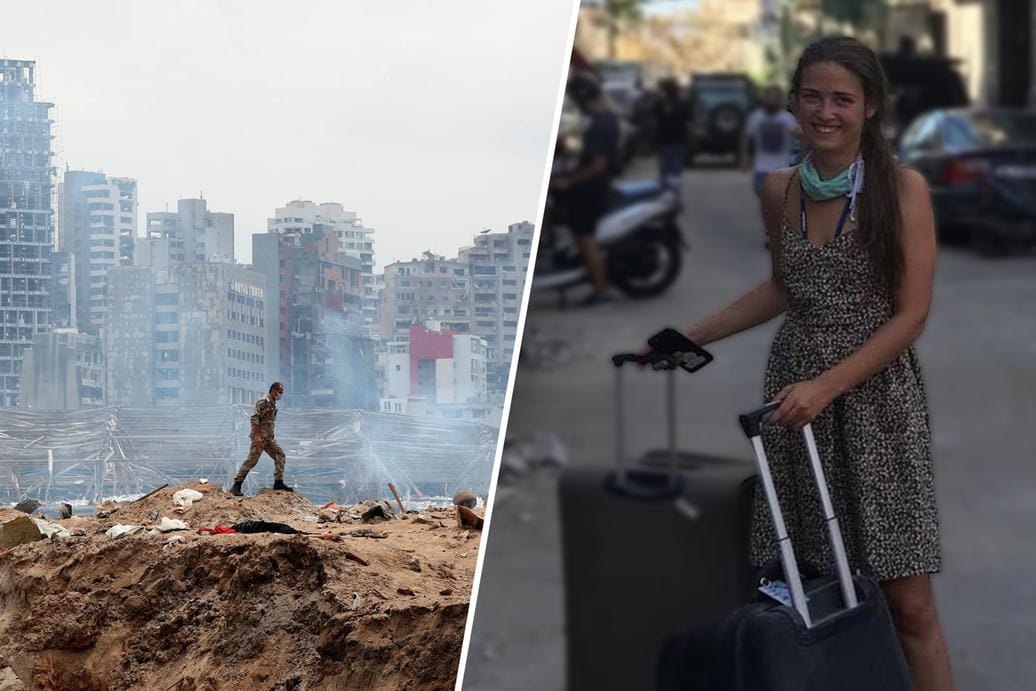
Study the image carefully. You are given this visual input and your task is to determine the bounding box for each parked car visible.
[898,108,1036,255]
[685,73,756,166]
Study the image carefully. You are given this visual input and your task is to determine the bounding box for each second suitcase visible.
[559,352,758,690]
[658,403,912,691]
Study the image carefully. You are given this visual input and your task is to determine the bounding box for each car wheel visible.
[708,104,744,139]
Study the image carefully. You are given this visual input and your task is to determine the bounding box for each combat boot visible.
[273,479,294,492]
[231,481,244,496]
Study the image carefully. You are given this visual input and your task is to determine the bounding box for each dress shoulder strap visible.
[780,168,798,228]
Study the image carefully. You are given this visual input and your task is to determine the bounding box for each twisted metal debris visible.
[0,406,498,507]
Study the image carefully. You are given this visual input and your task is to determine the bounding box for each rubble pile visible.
[0,482,484,690]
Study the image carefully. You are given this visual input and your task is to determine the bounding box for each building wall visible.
[140,198,234,274]
[380,222,531,396]
[253,224,376,409]
[49,250,76,330]
[18,329,103,410]
[251,232,280,384]
[269,200,377,325]
[457,221,532,392]
[58,171,137,334]
[452,334,488,404]
[384,340,410,400]
[106,263,267,406]
[0,59,54,407]
[106,266,156,406]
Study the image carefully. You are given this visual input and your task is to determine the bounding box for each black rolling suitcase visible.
[657,403,912,691]
[559,346,758,691]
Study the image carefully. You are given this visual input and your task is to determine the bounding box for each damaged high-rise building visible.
[380,221,533,396]
[19,329,104,410]
[0,59,55,407]
[253,222,376,409]
[268,201,378,327]
[56,171,138,334]
[137,198,234,273]
[106,262,267,406]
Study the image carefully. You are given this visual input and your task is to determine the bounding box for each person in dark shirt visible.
[654,77,689,189]
[551,73,619,305]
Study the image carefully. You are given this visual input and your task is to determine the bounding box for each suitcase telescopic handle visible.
[611,352,681,497]
[738,403,860,628]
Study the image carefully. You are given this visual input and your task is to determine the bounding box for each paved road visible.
[461,165,1036,691]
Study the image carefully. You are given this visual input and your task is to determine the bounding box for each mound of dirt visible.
[0,482,483,690]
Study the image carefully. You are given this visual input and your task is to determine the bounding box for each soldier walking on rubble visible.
[231,382,294,496]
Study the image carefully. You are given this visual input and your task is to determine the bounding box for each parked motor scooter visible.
[534,178,685,304]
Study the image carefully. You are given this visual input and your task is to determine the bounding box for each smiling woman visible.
[676,35,953,691]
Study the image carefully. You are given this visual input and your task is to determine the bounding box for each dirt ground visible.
[0,481,482,690]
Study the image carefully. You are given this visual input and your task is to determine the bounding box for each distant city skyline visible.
[0,0,577,270]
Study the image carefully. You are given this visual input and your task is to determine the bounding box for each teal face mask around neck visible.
[799,151,865,218]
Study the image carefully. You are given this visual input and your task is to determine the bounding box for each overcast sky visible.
[1,0,577,269]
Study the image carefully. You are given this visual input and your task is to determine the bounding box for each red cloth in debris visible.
[197,525,237,535]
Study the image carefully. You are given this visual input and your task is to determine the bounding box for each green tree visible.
[589,0,644,59]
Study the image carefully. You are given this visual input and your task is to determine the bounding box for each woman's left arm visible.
[769,168,936,428]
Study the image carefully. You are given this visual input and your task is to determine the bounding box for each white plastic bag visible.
[158,517,189,532]
[172,489,204,508]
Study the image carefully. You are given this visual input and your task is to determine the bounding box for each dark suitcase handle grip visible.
[606,469,685,499]
[738,401,782,438]
[611,351,684,369]
[613,352,662,367]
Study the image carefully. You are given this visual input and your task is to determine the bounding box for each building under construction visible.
[0,59,55,407]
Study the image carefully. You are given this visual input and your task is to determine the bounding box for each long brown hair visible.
[790,36,902,293]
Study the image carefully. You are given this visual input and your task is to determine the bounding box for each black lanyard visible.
[800,189,852,241]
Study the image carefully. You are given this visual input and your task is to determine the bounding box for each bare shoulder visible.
[761,166,796,198]
[896,165,930,199]
[760,167,796,224]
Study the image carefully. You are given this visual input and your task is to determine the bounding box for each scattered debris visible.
[452,490,477,509]
[0,480,478,689]
[456,505,485,530]
[439,588,453,596]
[0,666,25,690]
[397,588,416,596]
[163,535,187,549]
[354,500,395,522]
[95,499,120,519]
[29,518,71,539]
[172,489,204,508]
[128,483,169,506]
[317,509,339,523]
[232,520,303,535]
[197,525,236,535]
[0,515,43,548]
[158,517,189,533]
[13,499,40,514]
[105,524,143,540]
[344,551,369,566]
[388,482,407,514]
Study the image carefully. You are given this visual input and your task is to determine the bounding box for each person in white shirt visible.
[743,86,801,198]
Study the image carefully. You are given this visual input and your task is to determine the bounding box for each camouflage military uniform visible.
[234,393,287,483]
